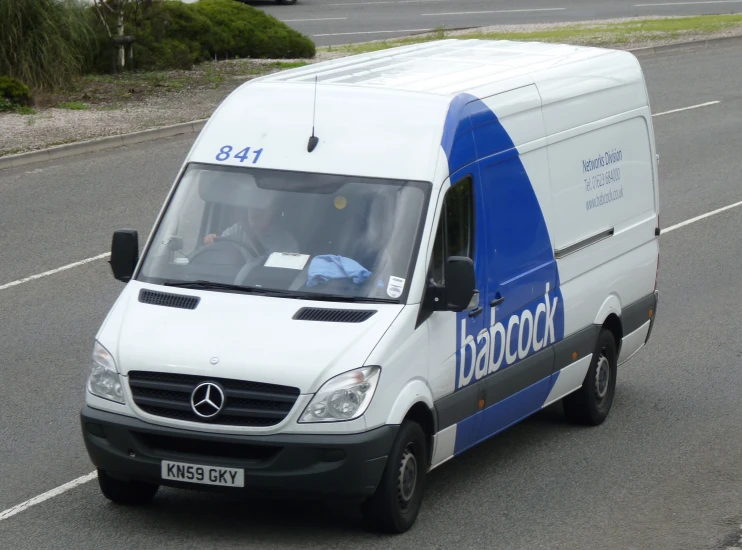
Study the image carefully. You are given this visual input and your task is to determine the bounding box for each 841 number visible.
[215,145,263,164]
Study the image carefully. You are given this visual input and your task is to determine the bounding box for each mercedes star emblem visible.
[190,382,225,418]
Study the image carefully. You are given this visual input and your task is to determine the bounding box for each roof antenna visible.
[307,76,320,153]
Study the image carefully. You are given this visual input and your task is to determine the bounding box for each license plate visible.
[161,460,244,488]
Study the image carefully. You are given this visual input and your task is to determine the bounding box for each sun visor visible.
[196,170,273,208]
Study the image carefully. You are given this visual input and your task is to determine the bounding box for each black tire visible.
[97,469,159,505]
[362,420,428,534]
[563,328,618,426]
[276,0,298,4]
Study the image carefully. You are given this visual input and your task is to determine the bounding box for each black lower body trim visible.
[81,405,397,499]
[434,292,660,430]
[622,291,658,336]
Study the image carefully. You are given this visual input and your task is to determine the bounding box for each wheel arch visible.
[594,294,624,355]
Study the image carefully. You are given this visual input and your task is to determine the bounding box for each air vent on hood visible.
[293,307,376,323]
[139,289,200,310]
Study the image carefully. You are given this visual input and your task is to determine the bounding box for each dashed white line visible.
[326,0,449,6]
[282,17,348,22]
[314,28,433,37]
[423,8,567,16]
[0,472,97,523]
[636,0,742,6]
[0,252,111,292]
[652,101,720,117]
[662,200,742,234]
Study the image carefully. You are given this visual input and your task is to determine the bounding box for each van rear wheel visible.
[563,328,618,426]
[362,420,427,534]
[97,469,159,505]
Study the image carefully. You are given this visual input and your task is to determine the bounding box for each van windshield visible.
[137,163,430,303]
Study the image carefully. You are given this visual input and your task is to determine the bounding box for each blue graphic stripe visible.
[441,92,566,454]
[454,376,554,455]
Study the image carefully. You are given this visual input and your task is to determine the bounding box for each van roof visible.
[256,39,636,98]
[189,39,646,183]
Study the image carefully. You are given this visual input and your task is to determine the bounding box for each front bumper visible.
[81,405,397,499]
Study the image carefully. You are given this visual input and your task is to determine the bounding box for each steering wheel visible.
[187,236,261,269]
[212,236,261,259]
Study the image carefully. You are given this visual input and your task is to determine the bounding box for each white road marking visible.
[423,8,567,16]
[326,0,449,6]
[314,28,433,37]
[0,472,97,523]
[0,252,111,292]
[636,0,742,6]
[653,101,720,117]
[662,199,742,234]
[282,17,348,22]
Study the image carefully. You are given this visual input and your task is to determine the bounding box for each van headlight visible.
[300,366,380,423]
[87,341,125,404]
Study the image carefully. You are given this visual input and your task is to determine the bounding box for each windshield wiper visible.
[163,282,399,303]
[305,294,399,304]
[163,280,293,296]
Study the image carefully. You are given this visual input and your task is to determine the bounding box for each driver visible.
[203,188,299,255]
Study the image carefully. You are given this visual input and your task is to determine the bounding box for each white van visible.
[81,39,660,533]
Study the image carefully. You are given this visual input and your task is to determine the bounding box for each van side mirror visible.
[110,229,139,282]
[445,256,477,311]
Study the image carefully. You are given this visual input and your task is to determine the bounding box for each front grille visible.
[293,307,376,323]
[128,371,300,427]
[133,432,281,462]
[139,289,200,310]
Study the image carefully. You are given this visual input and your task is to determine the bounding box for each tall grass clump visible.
[0,0,96,91]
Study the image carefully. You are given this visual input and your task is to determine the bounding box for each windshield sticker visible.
[334,196,347,210]
[387,276,405,298]
[264,252,310,270]
[215,145,264,164]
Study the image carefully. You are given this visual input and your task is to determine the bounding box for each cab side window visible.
[430,178,474,284]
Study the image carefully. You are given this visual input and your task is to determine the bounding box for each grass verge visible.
[322,14,742,55]
[58,101,88,110]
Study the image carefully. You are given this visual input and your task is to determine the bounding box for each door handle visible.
[468,307,483,318]
[491,296,504,307]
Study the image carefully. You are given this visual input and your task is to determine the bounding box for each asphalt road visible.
[1,42,742,549]
[251,0,742,45]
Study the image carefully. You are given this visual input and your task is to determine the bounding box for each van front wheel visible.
[362,420,428,534]
[563,328,618,426]
[97,469,159,505]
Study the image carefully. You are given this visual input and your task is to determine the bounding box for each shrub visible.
[92,0,315,72]
[0,0,95,91]
[0,98,14,112]
[0,76,32,107]
[192,0,316,60]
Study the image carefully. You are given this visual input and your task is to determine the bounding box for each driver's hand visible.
[203,233,217,244]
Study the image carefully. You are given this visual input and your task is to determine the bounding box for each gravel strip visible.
[2,16,741,157]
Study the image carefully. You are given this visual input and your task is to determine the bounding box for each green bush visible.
[93,0,315,72]
[0,98,14,112]
[192,0,316,60]
[0,0,95,91]
[0,76,32,107]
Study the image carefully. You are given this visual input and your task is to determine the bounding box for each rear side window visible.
[430,178,473,284]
